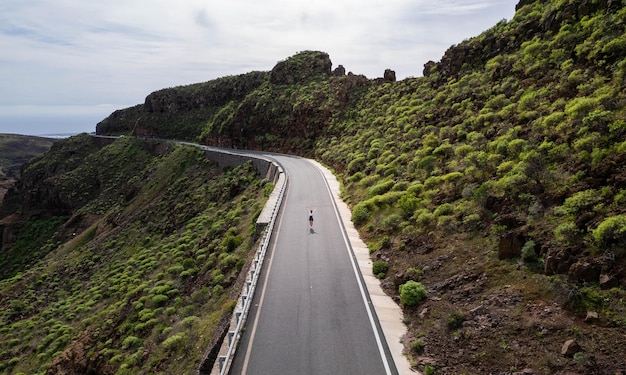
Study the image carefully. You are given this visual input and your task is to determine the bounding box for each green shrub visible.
[433,203,453,217]
[368,179,394,196]
[381,213,402,232]
[424,364,436,375]
[212,272,224,285]
[167,264,184,275]
[220,254,239,269]
[359,174,381,187]
[161,332,187,351]
[414,209,434,228]
[399,281,427,306]
[375,191,404,206]
[565,97,600,119]
[347,156,366,174]
[352,202,371,225]
[263,183,274,197]
[521,240,538,262]
[407,183,424,196]
[152,294,169,307]
[222,234,242,252]
[182,258,195,269]
[593,215,626,247]
[405,267,423,280]
[554,222,580,245]
[212,285,224,296]
[348,171,364,183]
[417,155,437,173]
[122,335,143,350]
[398,194,420,218]
[372,261,389,278]
[181,316,200,327]
[392,181,410,191]
[462,213,481,231]
[562,189,603,214]
[410,338,425,353]
[446,311,465,330]
[138,308,155,322]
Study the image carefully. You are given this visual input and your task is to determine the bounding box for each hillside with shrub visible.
[4,0,626,373]
[0,134,270,374]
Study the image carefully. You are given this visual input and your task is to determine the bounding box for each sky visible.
[0,0,518,136]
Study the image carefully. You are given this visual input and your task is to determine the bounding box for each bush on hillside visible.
[372,261,389,278]
[593,215,626,248]
[399,281,428,306]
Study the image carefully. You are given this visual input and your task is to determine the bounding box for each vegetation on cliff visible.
[314,1,626,371]
[0,135,269,374]
[4,0,626,373]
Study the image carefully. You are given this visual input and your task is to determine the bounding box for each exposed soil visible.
[375,234,626,375]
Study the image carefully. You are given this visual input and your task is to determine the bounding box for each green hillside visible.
[2,0,626,373]
[0,135,270,374]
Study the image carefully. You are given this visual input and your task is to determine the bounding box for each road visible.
[229,154,398,375]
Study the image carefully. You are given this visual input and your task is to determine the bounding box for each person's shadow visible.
[309,227,315,234]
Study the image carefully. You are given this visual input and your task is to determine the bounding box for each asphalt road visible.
[229,154,397,375]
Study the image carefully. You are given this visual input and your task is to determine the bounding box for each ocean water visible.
[0,114,98,137]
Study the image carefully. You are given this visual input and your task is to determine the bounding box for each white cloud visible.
[0,0,518,135]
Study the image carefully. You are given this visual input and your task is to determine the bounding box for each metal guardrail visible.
[216,165,286,375]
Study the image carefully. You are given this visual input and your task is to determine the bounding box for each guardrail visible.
[214,168,285,375]
[185,144,288,374]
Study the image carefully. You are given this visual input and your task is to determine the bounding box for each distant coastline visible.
[39,132,84,139]
[0,132,85,139]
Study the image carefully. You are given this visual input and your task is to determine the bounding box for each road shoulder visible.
[309,159,416,375]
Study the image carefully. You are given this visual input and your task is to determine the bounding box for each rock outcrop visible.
[269,51,332,85]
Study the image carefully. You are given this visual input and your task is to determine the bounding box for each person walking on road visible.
[308,209,315,228]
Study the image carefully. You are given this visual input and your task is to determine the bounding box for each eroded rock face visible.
[568,260,601,282]
[383,69,396,82]
[269,50,332,85]
[144,71,267,114]
[544,248,577,275]
[96,72,267,135]
[46,329,116,375]
[333,64,346,76]
[498,232,523,260]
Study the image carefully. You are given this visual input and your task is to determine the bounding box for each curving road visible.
[229,154,398,375]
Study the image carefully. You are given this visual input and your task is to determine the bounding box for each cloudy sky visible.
[0,0,518,136]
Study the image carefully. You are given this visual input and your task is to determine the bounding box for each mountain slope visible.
[313,1,626,372]
[4,0,626,373]
[0,135,270,374]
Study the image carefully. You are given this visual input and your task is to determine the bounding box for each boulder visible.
[568,260,601,282]
[332,64,346,76]
[561,339,581,357]
[544,248,575,275]
[419,307,429,319]
[383,69,396,82]
[599,273,619,289]
[584,311,598,322]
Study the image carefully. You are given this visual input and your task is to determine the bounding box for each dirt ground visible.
[376,234,626,375]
